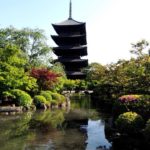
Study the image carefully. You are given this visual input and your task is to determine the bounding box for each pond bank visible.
[0,95,71,114]
[0,105,23,114]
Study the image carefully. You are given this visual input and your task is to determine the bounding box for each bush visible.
[50,92,66,105]
[144,119,150,142]
[60,95,66,103]
[11,89,32,107]
[113,94,150,118]
[34,95,49,108]
[118,95,141,103]
[51,92,61,101]
[51,92,61,105]
[40,91,52,103]
[115,112,144,134]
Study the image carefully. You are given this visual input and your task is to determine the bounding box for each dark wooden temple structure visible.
[51,0,88,79]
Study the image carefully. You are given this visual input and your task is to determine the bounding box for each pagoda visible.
[51,0,88,79]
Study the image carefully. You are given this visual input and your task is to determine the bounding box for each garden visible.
[0,27,150,149]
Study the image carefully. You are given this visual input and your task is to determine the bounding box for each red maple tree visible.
[30,68,61,90]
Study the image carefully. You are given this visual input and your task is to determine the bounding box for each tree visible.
[85,62,107,89]
[0,26,52,67]
[50,62,66,92]
[86,62,106,81]
[0,45,37,98]
[63,79,76,92]
[30,68,61,91]
[130,39,149,57]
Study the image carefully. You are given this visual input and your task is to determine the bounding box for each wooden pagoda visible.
[51,0,88,79]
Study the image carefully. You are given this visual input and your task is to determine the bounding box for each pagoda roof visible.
[53,46,87,57]
[66,71,86,79]
[58,58,88,63]
[53,45,87,50]
[51,35,87,46]
[56,58,88,68]
[52,18,85,26]
[67,71,86,75]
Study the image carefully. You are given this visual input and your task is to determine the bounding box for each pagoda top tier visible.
[52,0,85,27]
[52,18,85,26]
[52,0,86,35]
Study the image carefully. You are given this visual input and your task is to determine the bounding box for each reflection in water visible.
[86,119,111,150]
[0,95,112,150]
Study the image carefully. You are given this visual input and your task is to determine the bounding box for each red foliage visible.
[30,68,61,90]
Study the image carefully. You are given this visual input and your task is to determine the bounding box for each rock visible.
[39,103,47,110]
[79,125,87,133]
[61,102,66,108]
[0,106,23,113]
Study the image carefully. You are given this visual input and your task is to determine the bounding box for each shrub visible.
[50,92,66,105]
[34,95,49,108]
[40,91,52,103]
[144,119,150,142]
[115,112,144,134]
[51,92,61,101]
[113,94,150,118]
[118,95,141,103]
[60,95,66,103]
[11,89,32,107]
[50,92,60,105]
[51,100,58,105]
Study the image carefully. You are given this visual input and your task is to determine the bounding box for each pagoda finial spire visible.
[69,0,72,19]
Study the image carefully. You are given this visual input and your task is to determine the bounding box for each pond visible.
[0,94,112,150]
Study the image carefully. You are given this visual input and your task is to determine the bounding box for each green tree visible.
[0,26,52,67]
[50,62,66,92]
[130,39,149,58]
[86,62,106,81]
[0,45,37,98]
[63,79,76,92]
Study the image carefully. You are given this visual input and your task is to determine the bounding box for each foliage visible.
[10,89,33,107]
[0,44,37,97]
[75,80,88,91]
[50,62,66,92]
[63,79,88,92]
[143,119,150,142]
[40,91,52,103]
[49,92,65,105]
[51,92,61,104]
[118,95,141,103]
[30,68,61,91]
[0,26,52,67]
[86,62,106,81]
[85,63,107,89]
[130,39,149,58]
[63,79,76,91]
[91,40,150,106]
[33,95,49,108]
[115,112,144,134]
[113,94,150,118]
[60,95,66,103]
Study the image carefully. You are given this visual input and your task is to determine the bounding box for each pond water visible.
[0,94,112,150]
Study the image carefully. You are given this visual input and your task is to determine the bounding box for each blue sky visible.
[0,0,150,64]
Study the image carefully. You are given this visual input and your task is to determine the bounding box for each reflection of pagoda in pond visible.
[51,0,88,79]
